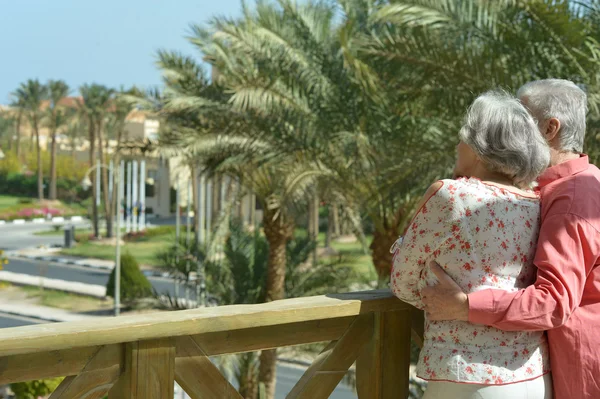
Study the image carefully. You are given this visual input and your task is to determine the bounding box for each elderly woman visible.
[391,91,553,399]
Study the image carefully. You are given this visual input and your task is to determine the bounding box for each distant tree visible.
[8,95,25,158]
[13,79,48,200]
[46,80,71,200]
[63,114,86,159]
[78,84,113,238]
[0,113,15,148]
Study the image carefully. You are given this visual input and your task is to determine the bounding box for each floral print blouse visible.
[390,178,550,384]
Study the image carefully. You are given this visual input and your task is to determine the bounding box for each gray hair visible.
[459,91,550,186]
[517,79,587,153]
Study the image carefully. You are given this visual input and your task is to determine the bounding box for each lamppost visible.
[81,161,124,317]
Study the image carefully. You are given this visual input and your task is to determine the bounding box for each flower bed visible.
[0,199,86,221]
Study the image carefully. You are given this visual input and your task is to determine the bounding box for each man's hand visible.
[421,261,469,321]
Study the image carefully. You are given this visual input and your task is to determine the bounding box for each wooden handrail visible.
[0,290,420,399]
[0,290,407,356]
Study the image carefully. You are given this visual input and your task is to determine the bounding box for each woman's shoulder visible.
[424,180,445,198]
[433,178,498,207]
[415,177,507,214]
[430,178,474,199]
[417,179,461,207]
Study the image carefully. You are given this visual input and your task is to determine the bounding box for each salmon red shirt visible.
[469,155,600,399]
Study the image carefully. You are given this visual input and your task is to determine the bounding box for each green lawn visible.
[296,227,377,281]
[60,224,377,279]
[0,195,24,211]
[20,285,111,312]
[60,231,176,267]
[328,235,377,281]
[35,227,128,237]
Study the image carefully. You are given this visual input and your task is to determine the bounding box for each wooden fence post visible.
[109,339,175,399]
[355,309,412,399]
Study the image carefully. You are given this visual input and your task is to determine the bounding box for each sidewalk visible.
[0,270,106,298]
[0,300,102,323]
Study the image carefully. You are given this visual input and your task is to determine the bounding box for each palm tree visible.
[106,89,137,235]
[46,80,71,200]
[78,84,113,238]
[193,0,452,284]
[8,96,25,158]
[359,0,600,112]
[157,219,358,398]
[0,113,15,149]
[151,45,326,397]
[14,80,48,201]
[198,0,600,283]
[211,221,358,397]
[345,0,600,273]
[63,115,86,159]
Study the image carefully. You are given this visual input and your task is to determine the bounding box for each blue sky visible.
[0,0,241,103]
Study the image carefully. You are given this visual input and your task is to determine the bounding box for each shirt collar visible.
[538,154,589,188]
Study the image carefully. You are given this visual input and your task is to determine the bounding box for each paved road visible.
[0,312,45,328]
[3,257,187,297]
[0,221,88,251]
[274,366,356,399]
[0,315,356,398]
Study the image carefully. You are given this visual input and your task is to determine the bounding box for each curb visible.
[0,270,106,298]
[0,308,66,323]
[0,307,95,324]
[7,251,170,278]
[0,215,87,225]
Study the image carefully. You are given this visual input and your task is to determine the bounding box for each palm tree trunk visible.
[49,129,58,200]
[259,208,293,399]
[250,193,256,229]
[258,349,277,399]
[236,179,244,220]
[211,175,220,229]
[332,202,340,238]
[239,379,258,398]
[238,353,259,399]
[312,194,319,265]
[89,120,99,238]
[326,205,333,249]
[34,119,43,201]
[369,227,397,285]
[191,166,199,240]
[97,122,113,238]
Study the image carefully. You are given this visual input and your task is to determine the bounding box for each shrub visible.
[0,150,90,202]
[123,231,147,242]
[74,233,92,243]
[106,253,153,303]
[0,151,23,175]
[124,226,176,242]
[144,225,175,238]
[25,150,87,182]
[10,377,64,399]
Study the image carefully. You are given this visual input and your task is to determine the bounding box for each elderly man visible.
[421,79,600,399]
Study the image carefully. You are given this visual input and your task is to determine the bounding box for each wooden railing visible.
[0,290,423,399]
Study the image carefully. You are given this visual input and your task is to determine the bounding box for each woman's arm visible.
[390,181,446,309]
